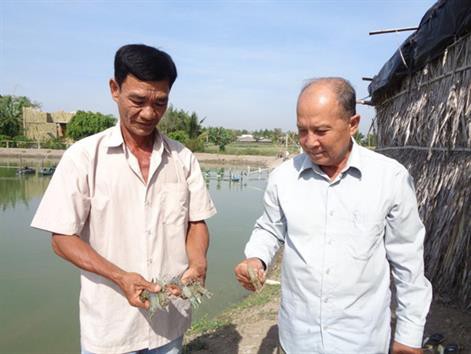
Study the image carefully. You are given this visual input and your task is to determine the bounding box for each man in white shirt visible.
[31,44,216,354]
[235,77,432,354]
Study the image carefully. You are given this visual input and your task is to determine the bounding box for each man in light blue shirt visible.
[235,78,432,354]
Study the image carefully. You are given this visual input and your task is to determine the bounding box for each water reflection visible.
[0,168,53,210]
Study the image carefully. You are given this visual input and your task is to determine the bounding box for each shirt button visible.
[327,239,332,245]
[323,297,329,303]
[148,259,153,264]
[329,210,334,216]
[145,200,151,206]
[146,230,151,236]
[326,268,330,275]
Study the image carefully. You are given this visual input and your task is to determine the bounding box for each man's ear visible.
[109,79,120,103]
[349,114,360,136]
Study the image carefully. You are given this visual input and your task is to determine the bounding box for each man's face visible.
[297,85,359,168]
[110,74,170,137]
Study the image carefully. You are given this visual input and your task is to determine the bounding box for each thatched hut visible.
[368,0,470,308]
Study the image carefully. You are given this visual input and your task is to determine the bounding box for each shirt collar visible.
[105,123,170,155]
[105,124,124,148]
[298,137,362,178]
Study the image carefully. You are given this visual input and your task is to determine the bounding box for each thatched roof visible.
[371,3,471,309]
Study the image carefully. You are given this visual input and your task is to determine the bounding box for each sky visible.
[0,0,436,134]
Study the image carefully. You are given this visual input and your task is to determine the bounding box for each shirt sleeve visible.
[31,148,91,236]
[187,153,217,222]
[244,171,286,267]
[385,167,432,348]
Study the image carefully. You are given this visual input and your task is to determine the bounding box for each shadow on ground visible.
[184,323,279,354]
[184,324,241,354]
[257,325,278,354]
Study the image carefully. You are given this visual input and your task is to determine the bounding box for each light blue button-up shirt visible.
[245,141,432,354]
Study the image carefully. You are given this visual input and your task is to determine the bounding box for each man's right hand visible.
[116,272,161,309]
[234,257,266,291]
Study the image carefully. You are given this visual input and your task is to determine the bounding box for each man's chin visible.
[131,126,156,137]
[308,153,327,165]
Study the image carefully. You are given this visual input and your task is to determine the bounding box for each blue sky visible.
[0,0,435,133]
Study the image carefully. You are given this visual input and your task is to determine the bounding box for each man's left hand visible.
[181,263,207,285]
[392,341,423,354]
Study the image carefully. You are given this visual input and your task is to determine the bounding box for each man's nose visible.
[304,132,320,149]
[140,105,157,121]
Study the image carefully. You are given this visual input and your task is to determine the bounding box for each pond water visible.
[0,158,268,353]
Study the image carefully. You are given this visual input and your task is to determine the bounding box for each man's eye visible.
[131,100,144,106]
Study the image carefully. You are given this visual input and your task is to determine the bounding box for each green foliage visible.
[168,130,189,144]
[185,137,205,152]
[354,132,377,147]
[204,142,298,156]
[159,106,205,138]
[159,106,206,152]
[354,132,365,145]
[67,110,116,141]
[41,137,67,150]
[207,127,236,152]
[364,133,377,147]
[12,135,33,148]
[0,95,38,137]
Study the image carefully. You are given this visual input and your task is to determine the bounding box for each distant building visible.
[256,137,272,143]
[237,134,257,143]
[23,107,75,141]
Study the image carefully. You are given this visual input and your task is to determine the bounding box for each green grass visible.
[186,283,281,338]
[203,143,298,156]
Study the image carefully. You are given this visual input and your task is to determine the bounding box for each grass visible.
[185,249,283,343]
[186,283,281,338]
[203,143,299,156]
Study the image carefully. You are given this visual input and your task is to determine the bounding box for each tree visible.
[207,127,234,152]
[0,95,38,137]
[167,130,189,144]
[67,111,116,141]
[354,132,365,145]
[159,106,205,138]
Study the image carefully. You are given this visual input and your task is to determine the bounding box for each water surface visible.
[0,161,268,353]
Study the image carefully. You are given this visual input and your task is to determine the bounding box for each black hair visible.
[301,77,356,118]
[114,44,177,88]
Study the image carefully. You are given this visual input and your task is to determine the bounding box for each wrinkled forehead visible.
[121,74,170,96]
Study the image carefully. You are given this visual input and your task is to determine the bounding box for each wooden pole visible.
[369,27,418,36]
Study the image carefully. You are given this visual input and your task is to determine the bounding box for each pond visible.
[0,158,269,353]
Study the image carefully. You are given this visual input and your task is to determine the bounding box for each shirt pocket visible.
[161,183,189,225]
[348,219,384,261]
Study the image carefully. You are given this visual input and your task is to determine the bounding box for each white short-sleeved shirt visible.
[31,125,217,354]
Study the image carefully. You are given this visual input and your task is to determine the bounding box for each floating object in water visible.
[16,166,35,175]
[39,167,55,176]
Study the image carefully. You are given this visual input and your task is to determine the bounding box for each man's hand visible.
[181,263,207,286]
[116,272,160,309]
[234,257,266,291]
[392,341,423,354]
